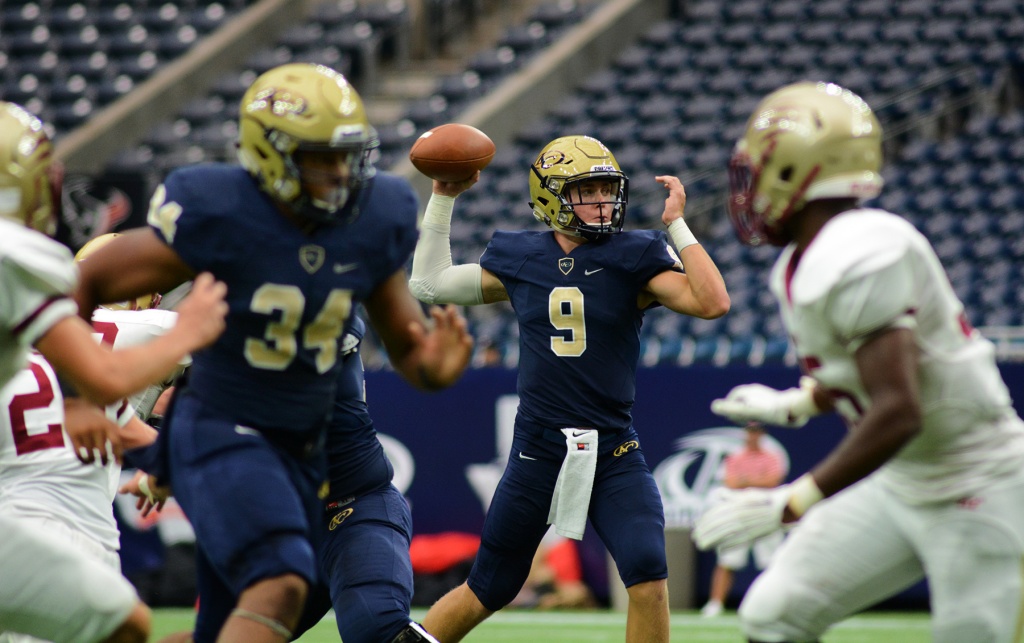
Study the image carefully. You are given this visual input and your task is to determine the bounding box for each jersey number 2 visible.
[8,361,64,455]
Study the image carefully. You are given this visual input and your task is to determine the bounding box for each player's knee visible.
[933,616,1003,643]
[389,621,441,643]
[739,577,824,642]
[102,602,151,643]
[238,573,309,624]
[471,558,533,611]
[616,544,668,589]
[625,578,667,607]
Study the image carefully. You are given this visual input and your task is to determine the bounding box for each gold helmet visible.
[0,102,57,235]
[74,233,162,311]
[728,81,884,246]
[529,135,628,240]
[237,63,378,224]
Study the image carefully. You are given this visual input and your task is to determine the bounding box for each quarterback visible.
[694,81,1024,643]
[409,134,729,642]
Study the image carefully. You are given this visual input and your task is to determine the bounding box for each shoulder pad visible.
[1,225,77,296]
[791,209,915,305]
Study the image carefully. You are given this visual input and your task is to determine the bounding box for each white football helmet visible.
[728,81,884,246]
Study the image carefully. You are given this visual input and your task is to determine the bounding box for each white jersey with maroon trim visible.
[0,354,134,554]
[90,307,188,421]
[0,219,79,389]
[770,208,1024,504]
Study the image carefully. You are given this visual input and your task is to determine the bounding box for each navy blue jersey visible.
[481,230,678,430]
[324,315,393,501]
[148,164,418,431]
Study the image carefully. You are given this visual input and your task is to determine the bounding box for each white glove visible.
[692,474,824,550]
[711,376,820,428]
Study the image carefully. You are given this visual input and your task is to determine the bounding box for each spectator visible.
[700,423,785,618]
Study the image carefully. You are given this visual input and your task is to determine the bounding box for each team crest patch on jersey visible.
[328,508,354,530]
[299,245,325,274]
[558,258,574,275]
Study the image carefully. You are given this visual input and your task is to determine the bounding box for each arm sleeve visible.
[408,194,484,305]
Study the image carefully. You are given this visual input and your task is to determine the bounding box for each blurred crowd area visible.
[6,0,1023,367]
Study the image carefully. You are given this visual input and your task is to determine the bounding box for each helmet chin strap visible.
[311,185,351,213]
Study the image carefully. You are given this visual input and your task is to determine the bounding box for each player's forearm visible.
[409,194,484,306]
[120,416,158,450]
[87,333,198,405]
[811,399,920,497]
[677,245,730,318]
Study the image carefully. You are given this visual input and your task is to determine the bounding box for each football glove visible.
[711,376,820,428]
[692,474,823,550]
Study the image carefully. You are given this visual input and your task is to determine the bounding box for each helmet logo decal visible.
[299,244,325,274]
[558,257,574,275]
[539,150,570,170]
[247,88,308,118]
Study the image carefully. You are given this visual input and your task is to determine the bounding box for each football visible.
[409,123,496,182]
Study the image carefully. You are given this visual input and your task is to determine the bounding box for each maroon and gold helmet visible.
[728,81,884,246]
[0,102,57,235]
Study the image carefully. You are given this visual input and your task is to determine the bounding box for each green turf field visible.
[151,607,931,642]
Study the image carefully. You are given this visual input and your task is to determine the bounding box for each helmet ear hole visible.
[779,166,793,182]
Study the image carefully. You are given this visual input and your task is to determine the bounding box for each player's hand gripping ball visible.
[409,123,496,182]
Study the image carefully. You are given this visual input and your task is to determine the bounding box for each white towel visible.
[547,428,599,540]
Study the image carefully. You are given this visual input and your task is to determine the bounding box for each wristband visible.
[422,194,456,227]
[668,218,698,250]
[137,475,157,504]
[786,473,824,518]
[790,376,821,419]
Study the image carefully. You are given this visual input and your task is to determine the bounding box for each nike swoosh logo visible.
[334,262,359,274]
[584,268,603,276]
[572,430,591,437]
[518,452,537,461]
[235,425,260,437]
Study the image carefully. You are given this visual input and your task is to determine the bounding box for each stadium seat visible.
[402,95,449,130]
[355,0,411,65]
[499,22,549,56]
[308,0,360,28]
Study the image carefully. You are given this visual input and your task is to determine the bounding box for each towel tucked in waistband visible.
[547,428,598,540]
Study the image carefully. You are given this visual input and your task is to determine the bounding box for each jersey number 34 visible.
[245,284,353,373]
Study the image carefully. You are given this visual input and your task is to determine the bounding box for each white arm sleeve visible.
[409,194,485,306]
